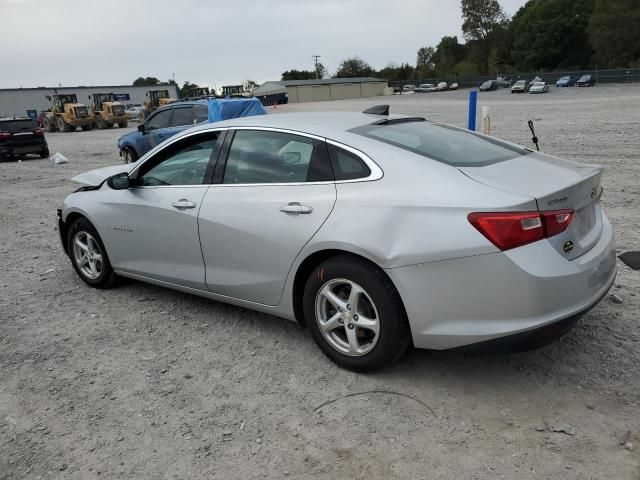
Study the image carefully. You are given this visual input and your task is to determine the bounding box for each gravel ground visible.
[1,84,639,479]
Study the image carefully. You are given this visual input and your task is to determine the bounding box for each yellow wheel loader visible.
[42,94,94,132]
[91,93,129,129]
[143,89,177,115]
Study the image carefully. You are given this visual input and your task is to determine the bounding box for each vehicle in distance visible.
[437,82,448,91]
[577,74,594,87]
[414,83,437,93]
[479,80,498,91]
[0,117,49,161]
[529,82,550,94]
[402,85,416,93]
[556,76,576,87]
[449,83,459,90]
[58,109,616,371]
[117,97,266,163]
[126,105,146,121]
[496,76,512,87]
[511,80,527,93]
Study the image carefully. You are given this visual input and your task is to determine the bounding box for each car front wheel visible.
[303,255,410,372]
[67,217,117,288]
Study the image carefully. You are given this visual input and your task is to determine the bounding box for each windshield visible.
[579,75,591,81]
[0,119,35,132]
[515,81,526,86]
[560,77,570,81]
[351,120,529,167]
[533,82,544,86]
[481,81,492,87]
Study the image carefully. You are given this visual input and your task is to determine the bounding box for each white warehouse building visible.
[0,84,180,117]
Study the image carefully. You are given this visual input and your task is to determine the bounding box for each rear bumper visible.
[387,211,616,350]
[1,142,47,156]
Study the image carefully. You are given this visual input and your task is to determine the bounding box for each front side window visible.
[147,109,172,130]
[223,130,332,184]
[137,133,219,186]
[170,107,193,127]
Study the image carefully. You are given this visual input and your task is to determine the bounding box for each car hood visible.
[71,164,134,186]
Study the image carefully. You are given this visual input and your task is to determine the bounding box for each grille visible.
[75,107,88,118]
[112,105,125,116]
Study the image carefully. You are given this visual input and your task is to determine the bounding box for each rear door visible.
[197,128,336,305]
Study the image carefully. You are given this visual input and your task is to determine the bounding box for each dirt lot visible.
[1,84,639,479]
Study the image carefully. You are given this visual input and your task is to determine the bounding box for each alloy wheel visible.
[315,278,380,356]
[72,231,103,280]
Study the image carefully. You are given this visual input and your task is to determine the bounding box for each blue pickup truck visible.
[117,98,266,163]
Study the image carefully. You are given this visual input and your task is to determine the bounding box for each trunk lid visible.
[459,152,604,259]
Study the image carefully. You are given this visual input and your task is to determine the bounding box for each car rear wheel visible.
[67,217,117,289]
[122,147,138,164]
[43,117,56,132]
[303,255,410,372]
[81,124,93,131]
[57,116,73,132]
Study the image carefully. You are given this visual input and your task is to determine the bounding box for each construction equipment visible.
[91,93,128,129]
[42,94,94,132]
[184,87,211,100]
[144,89,177,114]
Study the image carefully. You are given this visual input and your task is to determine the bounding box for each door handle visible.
[172,199,197,209]
[279,202,313,215]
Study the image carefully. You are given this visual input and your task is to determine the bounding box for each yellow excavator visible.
[91,93,128,129]
[42,94,94,132]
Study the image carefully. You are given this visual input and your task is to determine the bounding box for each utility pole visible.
[312,55,321,79]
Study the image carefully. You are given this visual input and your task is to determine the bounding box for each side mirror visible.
[137,124,146,134]
[107,172,131,190]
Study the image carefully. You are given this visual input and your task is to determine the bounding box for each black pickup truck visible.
[0,117,49,161]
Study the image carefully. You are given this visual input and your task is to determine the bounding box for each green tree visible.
[315,62,328,79]
[377,63,416,81]
[589,0,640,67]
[461,0,508,41]
[281,69,316,81]
[334,57,374,78]
[132,76,161,86]
[511,0,594,70]
[179,81,200,97]
[434,36,466,74]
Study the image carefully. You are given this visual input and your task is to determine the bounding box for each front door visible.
[198,128,336,305]
[100,131,223,289]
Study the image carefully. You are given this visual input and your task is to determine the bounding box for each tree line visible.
[282,0,640,81]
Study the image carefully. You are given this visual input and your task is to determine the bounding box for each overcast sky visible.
[0,0,526,89]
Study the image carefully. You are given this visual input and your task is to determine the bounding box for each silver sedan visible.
[57,110,616,371]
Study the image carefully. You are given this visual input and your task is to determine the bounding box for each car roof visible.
[183,111,416,147]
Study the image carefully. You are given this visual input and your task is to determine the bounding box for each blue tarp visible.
[207,97,267,123]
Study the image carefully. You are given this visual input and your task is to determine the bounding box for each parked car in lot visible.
[449,83,459,90]
[556,76,576,87]
[529,82,550,94]
[526,76,544,91]
[58,109,616,371]
[577,74,594,87]
[414,83,437,93]
[479,80,498,91]
[0,117,49,161]
[437,82,449,91]
[117,98,266,163]
[511,80,527,93]
[126,105,146,121]
[496,76,512,87]
[402,85,416,93]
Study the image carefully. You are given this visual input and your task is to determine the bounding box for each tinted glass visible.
[170,107,193,127]
[328,145,371,180]
[147,109,172,130]
[138,135,218,186]
[223,130,331,184]
[0,119,34,132]
[193,105,208,123]
[352,120,529,167]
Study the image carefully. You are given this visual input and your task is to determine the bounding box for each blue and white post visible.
[467,90,478,131]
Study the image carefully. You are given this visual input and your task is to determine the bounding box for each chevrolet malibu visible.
[57,109,616,371]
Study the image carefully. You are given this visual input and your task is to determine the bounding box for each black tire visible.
[122,147,138,164]
[40,148,49,158]
[118,121,128,128]
[81,124,93,131]
[57,116,73,132]
[43,117,56,132]
[67,217,117,289]
[95,116,107,129]
[303,255,410,372]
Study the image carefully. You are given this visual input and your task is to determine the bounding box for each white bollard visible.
[481,106,491,135]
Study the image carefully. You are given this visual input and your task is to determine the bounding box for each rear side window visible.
[170,107,193,127]
[351,120,528,167]
[147,109,172,130]
[328,145,371,180]
[193,105,208,123]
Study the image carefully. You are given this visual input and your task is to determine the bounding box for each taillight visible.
[0,131,10,139]
[34,128,44,136]
[468,209,574,251]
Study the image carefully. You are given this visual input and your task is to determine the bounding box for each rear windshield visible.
[351,120,529,167]
[0,119,34,132]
